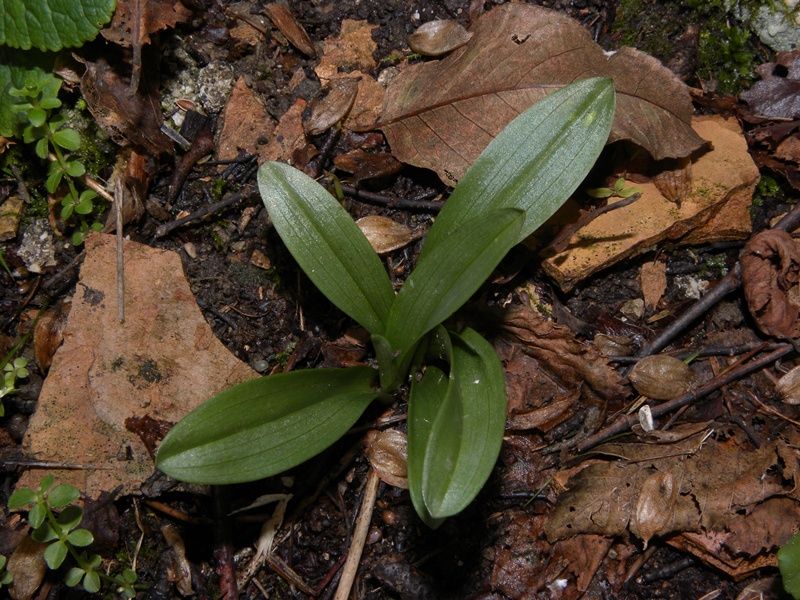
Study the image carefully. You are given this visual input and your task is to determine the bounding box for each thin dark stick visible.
[575,342,794,453]
[339,184,442,212]
[153,186,255,238]
[115,179,125,323]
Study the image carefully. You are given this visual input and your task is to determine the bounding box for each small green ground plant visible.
[156,78,616,525]
[0,356,28,417]
[8,475,138,596]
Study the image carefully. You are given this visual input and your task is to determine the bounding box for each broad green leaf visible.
[28,503,47,529]
[156,366,381,484]
[384,208,522,361]
[67,528,94,547]
[32,521,58,543]
[52,127,80,150]
[65,567,85,587]
[408,328,506,521]
[43,540,68,569]
[56,505,84,532]
[780,531,800,599]
[83,570,101,593]
[48,483,80,507]
[0,0,116,51]
[421,77,616,257]
[258,162,395,335]
[7,488,35,508]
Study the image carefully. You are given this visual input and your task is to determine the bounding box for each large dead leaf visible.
[542,115,758,291]
[217,77,275,162]
[378,3,705,184]
[17,234,257,498]
[545,429,800,577]
[740,50,800,119]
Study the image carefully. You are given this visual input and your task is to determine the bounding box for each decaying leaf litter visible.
[1,0,800,598]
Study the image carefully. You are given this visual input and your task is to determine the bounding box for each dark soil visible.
[1,0,797,599]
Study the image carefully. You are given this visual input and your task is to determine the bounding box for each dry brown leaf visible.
[740,50,800,119]
[640,259,667,314]
[741,229,800,338]
[335,150,403,184]
[315,20,377,84]
[33,302,68,373]
[651,156,693,205]
[545,430,800,573]
[543,115,758,291]
[217,77,275,162]
[408,20,472,57]
[506,388,579,431]
[776,133,800,164]
[356,215,417,255]
[78,54,172,155]
[379,4,705,184]
[366,428,409,489]
[501,303,627,400]
[101,0,191,47]
[631,471,678,548]
[263,3,315,57]
[305,77,360,136]
[0,195,23,242]
[17,234,257,498]
[262,98,307,163]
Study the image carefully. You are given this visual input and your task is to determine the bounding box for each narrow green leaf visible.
[43,541,68,569]
[258,162,395,335]
[407,364,450,529]
[421,77,616,257]
[384,208,522,361]
[48,483,80,507]
[409,328,507,521]
[156,367,381,484]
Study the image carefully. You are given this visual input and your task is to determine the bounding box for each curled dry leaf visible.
[356,216,417,255]
[263,3,316,57]
[631,471,678,548]
[408,20,472,57]
[379,3,705,184]
[741,229,800,338]
[777,365,800,405]
[305,78,360,136]
[366,428,409,489]
[334,149,403,184]
[629,354,697,400]
[101,0,192,47]
[593,334,633,357]
[740,50,800,119]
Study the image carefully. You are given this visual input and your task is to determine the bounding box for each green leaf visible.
[28,107,46,127]
[52,127,80,150]
[65,160,86,177]
[35,136,49,159]
[31,521,58,543]
[421,77,616,257]
[83,570,101,593]
[407,328,506,522]
[43,540,68,569]
[0,0,116,51]
[157,366,381,484]
[780,531,800,599]
[67,528,93,547]
[0,48,60,138]
[258,161,395,335]
[28,502,47,529]
[56,505,84,532]
[65,567,85,587]
[47,166,64,194]
[48,483,80,507]
[384,208,523,362]
[8,488,36,508]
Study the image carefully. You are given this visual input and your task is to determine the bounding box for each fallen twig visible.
[340,183,443,212]
[153,186,256,238]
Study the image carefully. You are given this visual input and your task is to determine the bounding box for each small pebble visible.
[367,526,383,544]
[253,359,270,373]
[183,242,197,259]
[382,509,398,526]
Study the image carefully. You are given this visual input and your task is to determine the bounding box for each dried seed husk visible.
[629,354,697,400]
[263,3,316,57]
[652,156,692,205]
[356,215,417,255]
[593,334,633,357]
[366,428,408,489]
[631,471,677,548]
[305,78,360,136]
[408,19,472,56]
[777,365,800,405]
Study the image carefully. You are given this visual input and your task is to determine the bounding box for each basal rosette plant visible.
[156,77,616,526]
